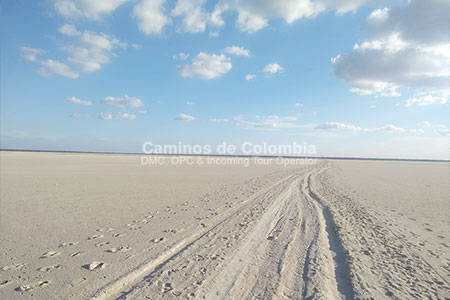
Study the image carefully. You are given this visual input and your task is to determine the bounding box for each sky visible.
[1,0,449,159]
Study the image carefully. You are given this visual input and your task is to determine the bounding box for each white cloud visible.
[263,63,283,74]
[176,113,196,121]
[133,0,170,35]
[67,96,92,105]
[116,112,136,120]
[178,52,232,79]
[209,30,219,38]
[366,7,389,22]
[185,101,194,105]
[173,52,189,60]
[333,0,450,100]
[102,96,144,108]
[364,0,449,46]
[58,24,80,36]
[245,74,256,81]
[54,0,129,20]
[407,128,424,134]
[19,46,45,62]
[377,124,406,133]
[314,122,425,135]
[295,103,304,108]
[418,121,431,127]
[39,59,79,79]
[224,46,250,57]
[437,129,450,135]
[404,94,448,107]
[349,87,375,96]
[21,29,125,78]
[235,115,302,130]
[70,113,84,118]
[235,10,268,33]
[352,33,409,54]
[225,0,319,33]
[315,122,362,131]
[64,31,126,72]
[208,118,230,123]
[171,0,207,33]
[215,0,375,33]
[209,8,224,27]
[171,0,223,33]
[99,112,113,120]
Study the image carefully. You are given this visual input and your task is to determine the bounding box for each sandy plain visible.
[0,151,448,299]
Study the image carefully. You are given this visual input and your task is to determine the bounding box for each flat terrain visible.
[0,152,449,299]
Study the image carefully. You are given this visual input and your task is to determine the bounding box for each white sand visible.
[0,151,448,299]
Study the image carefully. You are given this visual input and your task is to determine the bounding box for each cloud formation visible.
[133,0,170,35]
[53,0,129,20]
[173,52,189,60]
[245,74,256,81]
[332,0,450,102]
[116,112,137,120]
[235,115,301,130]
[176,113,196,121]
[39,59,79,79]
[21,25,127,79]
[404,94,448,107]
[20,46,45,62]
[67,96,92,105]
[63,29,126,72]
[52,0,379,35]
[102,96,144,108]
[178,52,232,79]
[418,121,431,127]
[315,122,425,135]
[224,46,250,57]
[315,122,362,131]
[263,63,283,74]
[99,112,113,120]
[58,24,80,36]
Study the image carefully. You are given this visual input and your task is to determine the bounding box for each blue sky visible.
[1,0,449,159]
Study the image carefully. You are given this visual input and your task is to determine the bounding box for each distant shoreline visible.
[1,148,448,163]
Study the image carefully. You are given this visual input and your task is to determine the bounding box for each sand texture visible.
[1,152,449,299]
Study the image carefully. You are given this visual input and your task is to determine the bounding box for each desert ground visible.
[0,151,449,299]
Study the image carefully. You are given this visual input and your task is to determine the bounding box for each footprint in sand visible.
[161,282,173,293]
[59,242,78,248]
[105,246,131,253]
[97,227,114,233]
[70,251,86,257]
[112,233,126,238]
[87,234,104,240]
[15,280,50,292]
[41,251,61,258]
[0,280,11,287]
[1,263,26,271]
[38,265,63,272]
[126,224,142,230]
[95,242,110,247]
[82,262,106,271]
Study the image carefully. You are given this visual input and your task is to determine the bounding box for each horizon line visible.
[1,148,448,163]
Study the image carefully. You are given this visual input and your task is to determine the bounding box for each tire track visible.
[90,171,301,300]
[91,164,355,300]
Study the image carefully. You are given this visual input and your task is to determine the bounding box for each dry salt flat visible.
[1,151,448,299]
